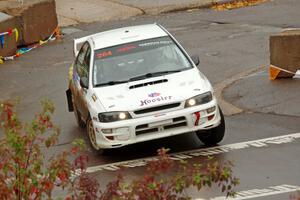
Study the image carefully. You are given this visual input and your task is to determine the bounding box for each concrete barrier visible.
[0,12,17,57]
[0,0,58,46]
[270,30,300,79]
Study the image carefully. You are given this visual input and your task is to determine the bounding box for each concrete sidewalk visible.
[55,0,226,27]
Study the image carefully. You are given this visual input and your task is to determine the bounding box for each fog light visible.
[102,129,112,134]
[115,127,130,141]
[207,106,216,114]
[116,134,130,141]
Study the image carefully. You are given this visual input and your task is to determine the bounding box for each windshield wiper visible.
[95,70,183,86]
[129,70,182,81]
[95,80,128,87]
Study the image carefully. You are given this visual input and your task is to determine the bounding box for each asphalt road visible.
[0,0,300,199]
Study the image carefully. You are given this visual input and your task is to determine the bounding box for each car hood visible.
[93,68,212,112]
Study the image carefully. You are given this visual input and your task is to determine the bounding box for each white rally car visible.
[66,24,225,152]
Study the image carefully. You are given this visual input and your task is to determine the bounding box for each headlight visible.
[185,92,213,108]
[98,111,132,123]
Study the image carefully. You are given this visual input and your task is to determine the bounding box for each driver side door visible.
[74,42,91,120]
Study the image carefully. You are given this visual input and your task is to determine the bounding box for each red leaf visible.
[58,172,67,182]
[44,181,54,190]
[71,147,78,155]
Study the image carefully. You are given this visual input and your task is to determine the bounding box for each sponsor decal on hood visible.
[140,92,172,107]
[148,92,160,97]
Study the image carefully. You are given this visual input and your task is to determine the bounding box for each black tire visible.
[87,117,104,155]
[72,95,85,128]
[196,107,225,146]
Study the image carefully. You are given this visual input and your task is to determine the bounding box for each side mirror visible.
[191,55,200,66]
[80,77,89,89]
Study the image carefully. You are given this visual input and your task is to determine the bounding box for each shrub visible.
[0,100,239,200]
[0,100,80,199]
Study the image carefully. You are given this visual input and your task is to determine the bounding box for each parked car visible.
[66,24,225,152]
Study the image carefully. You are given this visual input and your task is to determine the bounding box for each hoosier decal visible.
[140,93,172,106]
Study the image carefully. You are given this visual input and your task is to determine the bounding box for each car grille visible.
[135,116,187,136]
[134,103,181,115]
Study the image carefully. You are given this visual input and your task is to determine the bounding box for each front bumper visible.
[92,100,221,149]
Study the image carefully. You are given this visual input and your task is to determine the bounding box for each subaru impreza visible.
[66,24,225,152]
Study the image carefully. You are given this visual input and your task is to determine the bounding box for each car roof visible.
[89,24,169,50]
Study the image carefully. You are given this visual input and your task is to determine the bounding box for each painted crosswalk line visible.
[73,132,300,175]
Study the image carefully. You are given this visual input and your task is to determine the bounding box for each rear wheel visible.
[196,107,225,146]
[72,95,85,128]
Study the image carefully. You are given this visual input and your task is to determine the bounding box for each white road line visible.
[79,132,300,175]
[195,184,300,200]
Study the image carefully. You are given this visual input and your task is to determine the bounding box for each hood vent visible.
[129,79,168,89]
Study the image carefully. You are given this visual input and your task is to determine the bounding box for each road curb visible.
[215,66,265,116]
[57,0,242,27]
[157,0,240,13]
[107,0,238,17]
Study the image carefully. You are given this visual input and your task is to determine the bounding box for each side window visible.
[84,45,91,78]
[84,46,91,73]
[75,42,91,79]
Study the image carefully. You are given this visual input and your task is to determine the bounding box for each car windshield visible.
[93,36,192,87]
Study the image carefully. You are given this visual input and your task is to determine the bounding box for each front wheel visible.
[87,117,104,155]
[196,107,225,146]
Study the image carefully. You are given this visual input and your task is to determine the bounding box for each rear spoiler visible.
[73,36,90,57]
